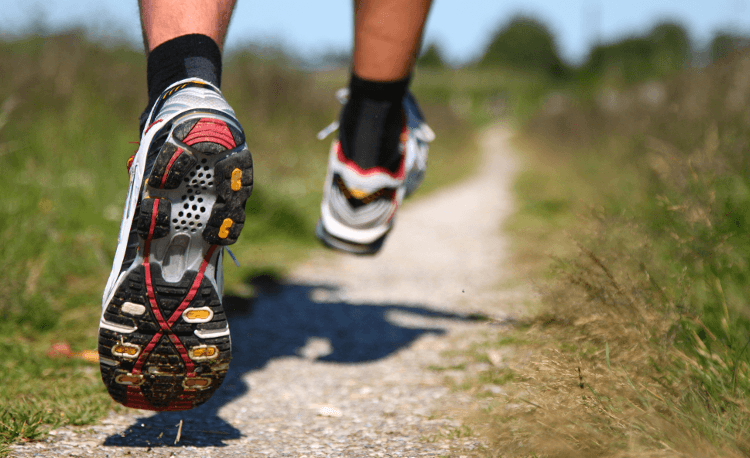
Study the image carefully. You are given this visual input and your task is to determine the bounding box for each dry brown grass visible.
[453,51,750,457]
[457,243,748,456]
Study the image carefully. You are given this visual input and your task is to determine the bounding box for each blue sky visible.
[3,0,750,65]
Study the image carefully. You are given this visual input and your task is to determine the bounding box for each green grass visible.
[0,31,480,449]
[0,342,114,444]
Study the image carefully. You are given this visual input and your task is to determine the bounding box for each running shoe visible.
[98,78,252,411]
[315,90,434,255]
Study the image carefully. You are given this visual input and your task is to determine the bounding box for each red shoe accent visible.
[334,139,406,179]
[183,118,236,150]
[125,386,153,410]
[143,119,163,136]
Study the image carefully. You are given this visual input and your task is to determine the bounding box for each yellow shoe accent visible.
[218,218,233,239]
[112,343,141,359]
[349,188,369,199]
[231,168,242,191]
[183,307,214,323]
[189,345,219,361]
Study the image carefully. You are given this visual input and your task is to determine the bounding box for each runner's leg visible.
[138,0,237,131]
[353,0,433,81]
[339,0,433,171]
[140,0,236,51]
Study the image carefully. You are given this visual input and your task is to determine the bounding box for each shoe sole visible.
[98,112,252,411]
[315,219,387,256]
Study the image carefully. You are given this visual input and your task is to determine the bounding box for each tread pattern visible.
[136,198,171,240]
[99,265,231,410]
[100,114,249,411]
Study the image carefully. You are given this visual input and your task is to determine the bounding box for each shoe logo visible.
[333,174,395,209]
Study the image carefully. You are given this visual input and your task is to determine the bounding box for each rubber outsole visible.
[99,114,251,411]
[314,219,387,256]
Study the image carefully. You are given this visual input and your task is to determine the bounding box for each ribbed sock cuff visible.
[348,73,411,102]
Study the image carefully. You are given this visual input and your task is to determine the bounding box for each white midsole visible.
[99,319,137,334]
[319,203,392,244]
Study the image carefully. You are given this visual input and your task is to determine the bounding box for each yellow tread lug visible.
[230,168,243,191]
[218,218,233,239]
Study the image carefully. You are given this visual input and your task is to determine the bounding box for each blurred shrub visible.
[478,16,568,80]
[578,22,691,84]
[475,17,693,91]
[710,31,750,63]
[417,43,446,68]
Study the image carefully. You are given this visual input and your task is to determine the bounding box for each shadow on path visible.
[104,279,480,448]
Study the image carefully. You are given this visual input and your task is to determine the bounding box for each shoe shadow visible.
[103,277,482,448]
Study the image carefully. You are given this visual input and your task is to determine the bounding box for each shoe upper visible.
[320,140,406,243]
[318,90,434,247]
[402,92,435,197]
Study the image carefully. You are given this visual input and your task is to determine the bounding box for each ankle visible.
[338,73,410,173]
[140,34,222,133]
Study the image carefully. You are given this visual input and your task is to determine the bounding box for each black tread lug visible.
[172,119,199,141]
[202,204,246,245]
[149,143,198,189]
[200,149,253,245]
[136,198,172,239]
[100,366,128,404]
[191,142,228,155]
[197,321,229,331]
[229,124,245,147]
[215,150,253,205]
[102,312,136,328]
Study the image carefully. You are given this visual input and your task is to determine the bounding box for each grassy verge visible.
[0,31,479,449]
[448,52,750,456]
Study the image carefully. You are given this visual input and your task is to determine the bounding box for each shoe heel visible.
[173,117,245,155]
[146,115,254,245]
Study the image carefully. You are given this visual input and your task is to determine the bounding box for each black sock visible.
[140,34,223,133]
[339,73,410,173]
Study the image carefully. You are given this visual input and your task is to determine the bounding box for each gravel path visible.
[10,124,525,458]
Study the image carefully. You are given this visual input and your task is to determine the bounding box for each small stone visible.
[318,406,343,417]
[487,350,504,367]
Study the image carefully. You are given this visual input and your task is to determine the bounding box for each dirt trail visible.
[10,124,528,457]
